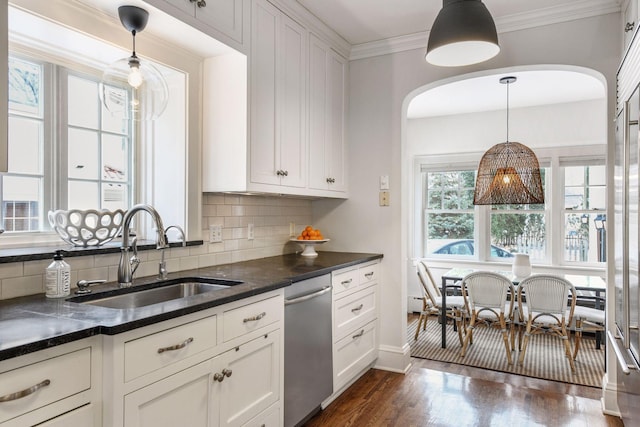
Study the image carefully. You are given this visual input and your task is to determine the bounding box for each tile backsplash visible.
[0,194,312,300]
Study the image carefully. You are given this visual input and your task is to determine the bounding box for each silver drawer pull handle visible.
[352,329,365,339]
[341,278,353,285]
[0,379,50,402]
[351,304,364,313]
[157,337,194,354]
[244,312,266,323]
[213,368,233,382]
[365,272,374,278]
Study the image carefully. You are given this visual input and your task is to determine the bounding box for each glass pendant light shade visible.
[100,55,169,121]
[426,0,500,67]
[100,5,169,121]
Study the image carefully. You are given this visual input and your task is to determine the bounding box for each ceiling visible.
[295,0,617,46]
[292,0,612,118]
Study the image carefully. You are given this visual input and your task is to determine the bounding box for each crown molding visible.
[350,0,621,61]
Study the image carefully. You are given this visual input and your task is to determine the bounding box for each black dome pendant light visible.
[426,0,500,67]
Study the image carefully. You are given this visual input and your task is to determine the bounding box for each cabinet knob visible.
[196,0,206,8]
[326,177,335,184]
[283,170,289,176]
[276,170,284,176]
[626,22,635,33]
[214,368,233,382]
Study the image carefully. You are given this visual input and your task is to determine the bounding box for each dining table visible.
[438,267,606,348]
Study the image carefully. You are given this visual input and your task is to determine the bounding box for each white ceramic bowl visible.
[48,208,125,247]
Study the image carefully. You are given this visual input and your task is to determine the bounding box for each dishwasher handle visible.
[285,285,332,305]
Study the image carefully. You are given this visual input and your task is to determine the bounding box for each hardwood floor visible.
[304,316,623,427]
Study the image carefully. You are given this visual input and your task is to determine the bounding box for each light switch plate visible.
[380,175,389,190]
[289,222,296,237]
[248,223,254,240]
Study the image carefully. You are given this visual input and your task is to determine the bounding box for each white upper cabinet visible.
[308,33,348,195]
[624,0,639,52]
[202,0,349,198]
[0,3,6,173]
[146,0,245,50]
[250,0,307,190]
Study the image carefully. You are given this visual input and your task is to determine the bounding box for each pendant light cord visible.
[506,80,510,143]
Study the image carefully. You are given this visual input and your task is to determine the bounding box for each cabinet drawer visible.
[124,315,217,382]
[0,348,91,424]
[332,268,358,294]
[223,295,282,342]
[359,263,379,286]
[242,402,280,427]
[333,320,377,392]
[334,286,377,340]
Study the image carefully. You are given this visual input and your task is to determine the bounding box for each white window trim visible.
[414,144,607,268]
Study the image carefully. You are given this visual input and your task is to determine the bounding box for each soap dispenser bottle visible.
[45,250,71,298]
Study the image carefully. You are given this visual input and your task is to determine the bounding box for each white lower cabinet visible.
[0,337,101,427]
[330,261,380,396]
[214,331,280,427]
[104,290,284,427]
[124,361,212,427]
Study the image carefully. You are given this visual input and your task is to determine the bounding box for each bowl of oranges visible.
[290,225,329,257]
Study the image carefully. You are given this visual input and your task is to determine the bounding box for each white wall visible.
[406,99,607,157]
[313,12,621,385]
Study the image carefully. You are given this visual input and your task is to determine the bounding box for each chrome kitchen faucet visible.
[118,204,167,288]
[158,225,186,280]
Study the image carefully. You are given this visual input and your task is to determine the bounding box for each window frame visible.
[415,146,606,268]
[3,49,134,241]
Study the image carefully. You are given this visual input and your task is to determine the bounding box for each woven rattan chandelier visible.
[473,76,545,205]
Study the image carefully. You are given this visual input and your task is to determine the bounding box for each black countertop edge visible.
[0,240,203,264]
[0,251,383,362]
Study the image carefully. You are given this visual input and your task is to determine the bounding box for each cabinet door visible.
[277,13,307,189]
[624,0,638,51]
[250,0,306,189]
[124,361,212,427]
[326,49,347,192]
[213,330,280,427]
[250,0,279,186]
[308,34,346,193]
[196,0,243,43]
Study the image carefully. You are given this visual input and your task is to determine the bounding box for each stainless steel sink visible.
[68,278,240,310]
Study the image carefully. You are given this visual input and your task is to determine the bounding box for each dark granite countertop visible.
[0,251,382,361]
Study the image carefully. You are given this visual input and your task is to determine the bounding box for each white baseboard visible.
[374,343,411,373]
[601,373,621,417]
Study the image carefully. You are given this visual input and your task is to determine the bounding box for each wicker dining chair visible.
[459,271,515,364]
[572,305,605,360]
[517,275,576,372]
[414,261,466,346]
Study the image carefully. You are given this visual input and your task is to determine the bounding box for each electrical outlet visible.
[248,223,254,240]
[209,225,222,243]
[379,191,390,206]
[289,222,296,237]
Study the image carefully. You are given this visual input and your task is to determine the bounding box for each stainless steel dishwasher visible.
[284,274,333,427]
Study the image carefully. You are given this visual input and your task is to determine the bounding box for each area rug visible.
[408,316,604,388]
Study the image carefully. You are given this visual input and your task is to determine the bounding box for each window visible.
[490,168,547,261]
[562,163,606,262]
[3,54,132,233]
[418,150,606,267]
[425,170,476,257]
